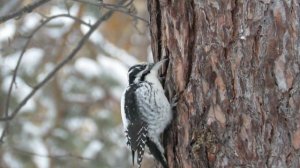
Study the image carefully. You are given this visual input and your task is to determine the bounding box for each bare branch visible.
[7,14,109,119]
[0,125,8,144]
[124,0,135,7]
[0,14,91,143]
[11,147,94,161]
[2,13,91,119]
[72,0,149,24]
[0,0,127,143]
[0,0,52,24]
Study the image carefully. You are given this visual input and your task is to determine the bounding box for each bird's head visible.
[128,59,167,84]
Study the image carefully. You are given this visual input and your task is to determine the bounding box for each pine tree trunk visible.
[148,0,300,167]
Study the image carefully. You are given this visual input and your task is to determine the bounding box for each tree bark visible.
[148,0,300,167]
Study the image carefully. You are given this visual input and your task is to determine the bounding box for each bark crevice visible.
[148,0,300,167]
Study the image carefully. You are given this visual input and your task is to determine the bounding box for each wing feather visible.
[124,83,150,167]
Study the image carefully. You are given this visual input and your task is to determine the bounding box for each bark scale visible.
[148,0,300,167]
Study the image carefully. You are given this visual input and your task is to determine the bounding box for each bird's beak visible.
[152,58,168,72]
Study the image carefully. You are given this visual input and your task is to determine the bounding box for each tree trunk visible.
[148,0,300,167]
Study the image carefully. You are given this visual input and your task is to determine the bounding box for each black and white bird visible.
[121,59,172,168]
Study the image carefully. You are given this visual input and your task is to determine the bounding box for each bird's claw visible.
[170,93,179,108]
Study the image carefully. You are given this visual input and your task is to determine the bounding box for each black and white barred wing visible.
[122,83,149,167]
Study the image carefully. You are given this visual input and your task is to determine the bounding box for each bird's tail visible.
[146,138,168,168]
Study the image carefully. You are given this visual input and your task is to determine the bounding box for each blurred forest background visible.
[0,0,152,167]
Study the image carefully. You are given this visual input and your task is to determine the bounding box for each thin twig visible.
[2,13,91,120]
[11,147,94,161]
[72,0,149,24]
[0,2,124,141]
[0,0,52,24]
[0,14,91,143]
[7,14,110,119]
[124,0,134,8]
[1,0,127,144]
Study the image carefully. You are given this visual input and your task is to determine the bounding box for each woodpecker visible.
[121,59,171,168]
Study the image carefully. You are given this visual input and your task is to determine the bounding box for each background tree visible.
[148,0,300,167]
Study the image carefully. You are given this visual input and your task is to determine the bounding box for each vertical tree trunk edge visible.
[148,0,300,168]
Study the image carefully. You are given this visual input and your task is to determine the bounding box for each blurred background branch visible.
[10,146,95,161]
[72,0,148,23]
[0,0,52,24]
[0,0,152,167]
[0,12,108,144]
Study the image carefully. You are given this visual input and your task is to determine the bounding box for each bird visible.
[120,59,172,168]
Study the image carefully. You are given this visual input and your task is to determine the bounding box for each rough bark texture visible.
[148,0,300,167]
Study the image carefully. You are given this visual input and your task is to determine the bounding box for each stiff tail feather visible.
[146,138,168,168]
